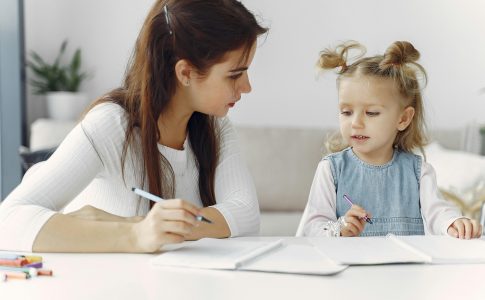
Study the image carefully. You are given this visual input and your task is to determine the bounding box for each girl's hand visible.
[340,205,372,237]
[447,218,482,239]
[131,199,202,252]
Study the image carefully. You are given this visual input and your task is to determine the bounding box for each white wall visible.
[25,0,485,132]
[24,0,153,128]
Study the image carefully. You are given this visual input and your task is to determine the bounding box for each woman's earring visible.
[185,80,190,86]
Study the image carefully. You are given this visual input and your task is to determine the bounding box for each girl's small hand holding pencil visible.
[340,194,373,237]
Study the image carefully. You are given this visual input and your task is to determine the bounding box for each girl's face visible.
[188,43,256,117]
[338,75,414,165]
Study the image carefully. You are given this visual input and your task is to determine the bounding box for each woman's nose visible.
[239,73,252,94]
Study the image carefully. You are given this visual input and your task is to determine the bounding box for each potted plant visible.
[27,40,89,120]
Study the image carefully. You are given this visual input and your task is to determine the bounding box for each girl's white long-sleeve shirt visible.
[297,159,464,237]
[0,103,259,251]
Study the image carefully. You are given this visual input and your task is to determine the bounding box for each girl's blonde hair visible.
[319,41,428,154]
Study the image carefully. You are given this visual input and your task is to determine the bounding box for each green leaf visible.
[28,64,50,78]
[26,39,89,94]
[70,49,81,73]
[29,51,47,68]
[53,40,68,68]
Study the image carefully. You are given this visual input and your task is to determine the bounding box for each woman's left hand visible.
[447,218,482,239]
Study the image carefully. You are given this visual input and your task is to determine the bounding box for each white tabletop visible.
[1,237,485,300]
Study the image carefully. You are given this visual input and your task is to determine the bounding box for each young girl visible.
[0,0,267,252]
[297,41,482,239]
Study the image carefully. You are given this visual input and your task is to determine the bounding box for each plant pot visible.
[46,91,89,120]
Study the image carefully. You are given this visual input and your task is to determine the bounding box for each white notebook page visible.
[241,244,348,275]
[310,236,431,265]
[152,238,283,270]
[395,235,485,264]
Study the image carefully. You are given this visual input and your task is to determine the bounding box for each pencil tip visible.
[131,187,135,191]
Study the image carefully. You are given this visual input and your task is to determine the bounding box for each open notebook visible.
[152,238,347,275]
[311,234,485,265]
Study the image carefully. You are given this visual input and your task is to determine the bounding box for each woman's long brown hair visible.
[87,0,267,207]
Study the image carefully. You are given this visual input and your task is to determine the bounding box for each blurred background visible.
[2,1,485,227]
[20,0,485,129]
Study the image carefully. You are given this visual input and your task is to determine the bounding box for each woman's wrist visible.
[123,221,144,252]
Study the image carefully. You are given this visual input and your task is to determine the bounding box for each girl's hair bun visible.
[318,41,365,74]
[380,41,420,69]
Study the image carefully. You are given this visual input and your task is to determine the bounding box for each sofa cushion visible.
[260,211,303,236]
[425,142,485,209]
[236,126,332,212]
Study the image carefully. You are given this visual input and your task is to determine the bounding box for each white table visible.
[2,237,485,300]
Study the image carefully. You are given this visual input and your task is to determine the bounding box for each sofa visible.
[28,119,485,236]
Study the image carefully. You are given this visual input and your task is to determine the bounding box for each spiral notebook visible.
[151,238,347,275]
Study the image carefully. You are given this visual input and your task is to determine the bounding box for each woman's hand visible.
[131,199,202,252]
[447,218,482,239]
[340,205,372,237]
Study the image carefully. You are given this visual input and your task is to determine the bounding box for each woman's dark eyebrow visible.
[229,67,248,73]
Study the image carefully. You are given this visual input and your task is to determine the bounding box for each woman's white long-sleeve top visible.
[0,103,259,251]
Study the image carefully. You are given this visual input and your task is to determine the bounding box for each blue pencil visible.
[0,254,21,260]
[131,187,213,224]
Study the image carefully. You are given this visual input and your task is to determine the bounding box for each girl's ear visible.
[397,106,415,131]
[174,59,193,87]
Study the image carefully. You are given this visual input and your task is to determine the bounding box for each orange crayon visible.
[37,269,53,276]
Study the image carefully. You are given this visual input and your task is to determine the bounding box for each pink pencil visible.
[343,194,373,224]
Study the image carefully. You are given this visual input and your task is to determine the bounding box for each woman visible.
[0,0,267,252]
